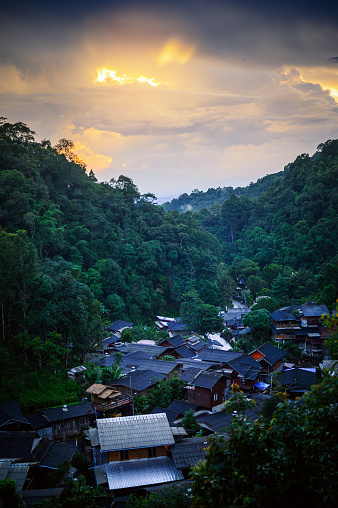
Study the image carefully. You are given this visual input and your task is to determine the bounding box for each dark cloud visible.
[328,57,338,63]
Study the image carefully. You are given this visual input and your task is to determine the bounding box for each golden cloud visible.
[158,38,195,65]
[73,141,112,171]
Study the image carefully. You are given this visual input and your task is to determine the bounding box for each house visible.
[105,320,133,335]
[159,335,185,349]
[249,342,285,373]
[109,342,174,360]
[167,319,189,336]
[270,310,300,329]
[0,401,33,431]
[279,367,317,396]
[67,365,86,382]
[185,336,206,354]
[185,371,228,410]
[102,335,122,354]
[171,436,208,476]
[197,349,243,365]
[174,344,196,359]
[196,408,258,433]
[109,358,180,380]
[86,383,133,417]
[93,414,184,491]
[109,370,166,399]
[225,354,262,392]
[297,302,329,326]
[28,401,93,439]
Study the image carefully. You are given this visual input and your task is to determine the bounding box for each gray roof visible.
[251,342,286,366]
[107,320,133,332]
[0,431,35,460]
[171,437,208,469]
[179,367,202,384]
[175,345,196,358]
[163,335,185,348]
[227,354,262,380]
[32,402,93,428]
[176,358,215,371]
[102,456,184,490]
[39,442,77,469]
[114,343,170,357]
[0,460,11,480]
[196,409,257,432]
[97,413,175,451]
[151,407,179,424]
[280,368,317,391]
[299,303,329,317]
[198,349,242,364]
[191,371,224,389]
[7,463,30,490]
[111,369,166,392]
[270,310,299,322]
[167,400,198,415]
[0,401,31,429]
[21,488,64,506]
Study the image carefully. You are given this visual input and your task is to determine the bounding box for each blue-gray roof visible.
[101,456,184,490]
[97,414,174,451]
[171,437,208,469]
[270,310,299,322]
[0,431,35,460]
[299,303,329,317]
[167,399,198,415]
[114,343,171,357]
[198,349,242,364]
[196,409,257,432]
[162,335,185,348]
[175,345,196,358]
[41,402,93,423]
[111,369,165,392]
[251,342,286,365]
[40,442,77,469]
[179,367,202,383]
[227,354,261,380]
[191,371,223,389]
[0,401,31,429]
[280,368,317,391]
[106,320,133,331]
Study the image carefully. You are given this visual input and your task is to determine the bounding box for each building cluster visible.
[1,301,334,505]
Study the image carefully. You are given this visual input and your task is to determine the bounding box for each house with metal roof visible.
[0,401,32,431]
[28,401,93,439]
[185,371,229,410]
[109,369,166,398]
[297,302,329,326]
[226,354,262,392]
[249,342,286,373]
[93,414,184,491]
[197,349,242,365]
[105,320,134,333]
[171,436,208,475]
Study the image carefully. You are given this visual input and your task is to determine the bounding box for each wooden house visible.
[86,383,132,417]
[93,414,183,491]
[185,371,229,410]
[249,342,285,373]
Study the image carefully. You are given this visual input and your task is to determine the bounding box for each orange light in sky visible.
[96,69,161,87]
[158,38,195,65]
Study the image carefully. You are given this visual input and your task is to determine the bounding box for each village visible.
[0,300,335,506]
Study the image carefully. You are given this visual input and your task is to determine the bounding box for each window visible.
[148,447,157,458]
[120,450,129,461]
[213,393,218,401]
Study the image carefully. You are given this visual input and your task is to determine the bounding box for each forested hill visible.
[162,171,284,213]
[0,118,337,409]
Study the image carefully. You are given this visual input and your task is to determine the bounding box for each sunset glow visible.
[96,69,161,87]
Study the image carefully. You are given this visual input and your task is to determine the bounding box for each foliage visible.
[242,309,271,342]
[135,376,185,413]
[0,478,25,508]
[180,409,200,431]
[127,485,191,508]
[223,384,256,414]
[321,299,338,358]
[191,373,338,507]
[180,291,223,336]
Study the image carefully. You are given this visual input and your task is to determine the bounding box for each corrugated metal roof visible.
[0,460,11,480]
[171,437,207,469]
[102,457,184,490]
[97,414,174,451]
[7,463,30,490]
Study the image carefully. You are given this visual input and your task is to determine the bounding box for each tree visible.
[180,409,200,431]
[0,479,25,508]
[242,308,271,342]
[180,291,223,336]
[191,373,338,507]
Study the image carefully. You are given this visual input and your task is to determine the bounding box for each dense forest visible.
[0,118,337,410]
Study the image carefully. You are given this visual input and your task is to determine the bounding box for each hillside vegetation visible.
[0,118,337,410]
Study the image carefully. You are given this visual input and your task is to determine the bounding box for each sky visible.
[1,0,338,198]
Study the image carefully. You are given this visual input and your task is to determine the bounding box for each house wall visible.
[52,416,89,438]
[108,446,167,462]
[187,378,227,409]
